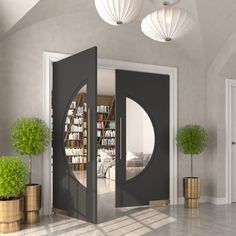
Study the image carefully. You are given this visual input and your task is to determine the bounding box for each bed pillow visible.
[126,151,143,160]
[99,150,113,162]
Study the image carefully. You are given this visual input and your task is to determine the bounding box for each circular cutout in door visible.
[126,97,155,180]
[64,84,88,187]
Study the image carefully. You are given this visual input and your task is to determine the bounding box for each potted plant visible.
[0,156,28,233]
[176,124,208,208]
[10,118,50,224]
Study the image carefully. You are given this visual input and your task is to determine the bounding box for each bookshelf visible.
[64,93,115,171]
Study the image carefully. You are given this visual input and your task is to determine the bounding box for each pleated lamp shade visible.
[163,0,180,5]
[141,7,194,42]
[95,0,144,26]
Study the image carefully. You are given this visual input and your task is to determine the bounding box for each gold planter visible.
[24,184,41,224]
[0,198,22,234]
[183,177,200,208]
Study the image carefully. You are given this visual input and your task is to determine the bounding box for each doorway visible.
[226,79,236,204]
[42,50,178,221]
[97,68,170,222]
[96,69,116,222]
[232,86,236,202]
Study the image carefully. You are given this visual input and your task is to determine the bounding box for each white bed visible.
[98,151,151,180]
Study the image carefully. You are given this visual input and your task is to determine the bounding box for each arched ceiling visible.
[195,0,236,68]
[2,0,236,69]
[0,0,40,36]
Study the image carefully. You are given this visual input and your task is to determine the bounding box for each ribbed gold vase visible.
[183,177,200,208]
[0,198,22,234]
[24,184,41,224]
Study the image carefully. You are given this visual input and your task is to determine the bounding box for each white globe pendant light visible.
[95,0,144,26]
[141,6,194,42]
[163,0,180,5]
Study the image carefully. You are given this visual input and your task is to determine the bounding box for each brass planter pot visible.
[24,184,41,224]
[183,177,200,208]
[0,198,22,234]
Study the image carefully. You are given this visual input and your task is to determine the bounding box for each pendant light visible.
[141,1,194,42]
[163,0,180,5]
[95,0,144,26]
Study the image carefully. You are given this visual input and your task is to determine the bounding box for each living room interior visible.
[0,0,236,235]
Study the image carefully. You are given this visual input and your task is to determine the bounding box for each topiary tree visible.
[0,156,28,200]
[10,118,50,184]
[176,124,208,177]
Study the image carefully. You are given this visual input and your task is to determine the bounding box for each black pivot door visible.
[53,47,97,223]
[116,70,170,207]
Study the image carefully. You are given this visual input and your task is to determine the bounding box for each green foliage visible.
[0,156,28,199]
[176,124,208,155]
[10,118,50,157]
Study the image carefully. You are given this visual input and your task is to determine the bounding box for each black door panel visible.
[116,70,169,207]
[53,47,97,223]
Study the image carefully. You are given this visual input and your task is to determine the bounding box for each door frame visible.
[225,78,236,204]
[42,51,178,215]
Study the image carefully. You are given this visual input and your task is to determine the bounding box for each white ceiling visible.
[0,0,40,37]
[2,0,236,69]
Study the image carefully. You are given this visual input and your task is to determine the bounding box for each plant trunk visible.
[29,155,32,185]
[191,154,193,178]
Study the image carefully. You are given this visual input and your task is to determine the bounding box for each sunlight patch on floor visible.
[5,207,175,236]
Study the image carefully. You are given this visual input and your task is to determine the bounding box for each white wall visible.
[126,98,144,153]
[97,69,115,96]
[126,98,155,156]
[206,31,236,199]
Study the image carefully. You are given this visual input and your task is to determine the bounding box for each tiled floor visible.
[4,204,236,236]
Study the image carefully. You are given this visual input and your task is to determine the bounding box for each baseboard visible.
[208,196,228,205]
[178,196,228,205]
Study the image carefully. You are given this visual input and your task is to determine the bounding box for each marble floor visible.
[4,204,236,236]
[5,177,236,236]
[97,178,116,223]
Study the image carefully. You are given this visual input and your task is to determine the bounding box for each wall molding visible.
[225,78,236,204]
[178,196,227,205]
[42,52,69,215]
[43,51,178,214]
